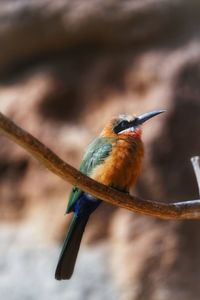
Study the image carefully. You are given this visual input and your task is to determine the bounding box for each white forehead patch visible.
[118,114,135,122]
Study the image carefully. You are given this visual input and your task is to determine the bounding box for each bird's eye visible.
[120,121,128,129]
[113,120,129,133]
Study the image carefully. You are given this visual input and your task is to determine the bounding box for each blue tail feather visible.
[55,193,100,280]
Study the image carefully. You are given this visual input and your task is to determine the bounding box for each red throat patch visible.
[123,127,142,138]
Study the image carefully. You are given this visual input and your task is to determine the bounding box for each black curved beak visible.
[134,110,166,126]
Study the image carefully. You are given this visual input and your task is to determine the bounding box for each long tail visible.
[55,214,89,280]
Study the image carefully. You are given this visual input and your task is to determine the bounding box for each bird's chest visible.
[91,139,144,191]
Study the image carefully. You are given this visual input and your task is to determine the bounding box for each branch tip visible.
[191,156,200,197]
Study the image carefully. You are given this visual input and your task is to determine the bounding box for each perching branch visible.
[1,111,200,220]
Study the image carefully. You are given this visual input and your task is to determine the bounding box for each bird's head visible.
[101,110,165,138]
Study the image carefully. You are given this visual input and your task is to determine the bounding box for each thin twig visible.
[1,111,200,220]
[191,156,200,196]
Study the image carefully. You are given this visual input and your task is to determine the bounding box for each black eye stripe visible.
[113,120,130,133]
[120,120,129,128]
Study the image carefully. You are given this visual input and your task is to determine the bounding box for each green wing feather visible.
[66,137,114,213]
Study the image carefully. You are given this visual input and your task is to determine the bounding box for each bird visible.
[55,109,165,280]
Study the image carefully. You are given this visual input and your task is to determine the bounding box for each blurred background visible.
[1,0,200,299]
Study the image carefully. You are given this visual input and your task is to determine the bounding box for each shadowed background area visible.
[1,1,200,299]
